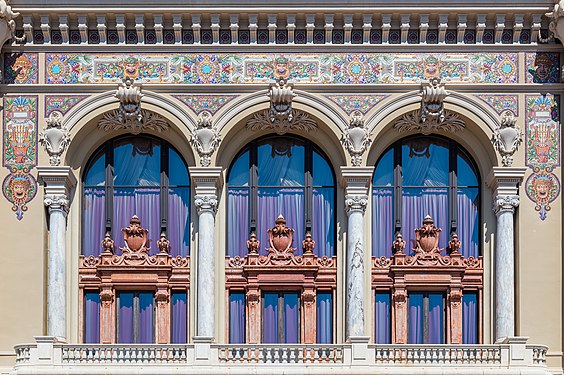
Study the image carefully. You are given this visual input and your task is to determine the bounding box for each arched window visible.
[372,136,480,258]
[227,136,336,257]
[82,136,190,256]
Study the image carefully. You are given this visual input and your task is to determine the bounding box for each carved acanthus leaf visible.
[190,111,220,167]
[342,110,371,166]
[246,109,318,135]
[394,109,465,135]
[99,109,169,135]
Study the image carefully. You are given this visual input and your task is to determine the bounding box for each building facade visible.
[0,0,562,373]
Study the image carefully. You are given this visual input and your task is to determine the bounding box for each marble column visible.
[494,195,519,340]
[341,166,373,341]
[487,167,526,341]
[195,194,218,338]
[37,166,77,339]
[190,167,222,341]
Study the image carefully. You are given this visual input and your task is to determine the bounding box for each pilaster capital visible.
[345,194,368,215]
[340,166,374,197]
[44,194,70,214]
[486,167,527,197]
[194,194,218,215]
[189,166,223,197]
[494,195,519,215]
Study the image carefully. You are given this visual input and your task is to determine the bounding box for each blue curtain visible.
[84,292,100,343]
[312,188,334,257]
[316,292,333,343]
[372,188,393,257]
[463,292,478,344]
[229,292,246,344]
[138,292,154,344]
[118,293,134,343]
[408,293,423,344]
[263,293,278,343]
[284,293,299,343]
[227,188,249,257]
[374,292,391,344]
[171,291,187,343]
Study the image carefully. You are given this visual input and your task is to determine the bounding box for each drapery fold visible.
[375,292,391,344]
[168,188,190,256]
[372,188,393,257]
[84,292,100,343]
[171,292,187,344]
[316,292,333,344]
[83,188,105,256]
[227,189,250,257]
[229,293,246,344]
[463,292,478,344]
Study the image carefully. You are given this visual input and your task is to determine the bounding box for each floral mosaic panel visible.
[526,52,560,84]
[325,95,390,115]
[525,94,561,220]
[2,96,38,220]
[45,95,89,117]
[44,53,520,85]
[474,94,519,116]
[3,53,39,84]
[172,95,238,115]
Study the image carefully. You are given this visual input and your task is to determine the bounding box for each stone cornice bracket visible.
[0,0,26,50]
[341,166,374,215]
[394,78,465,135]
[190,111,220,167]
[190,166,223,215]
[98,78,169,135]
[491,110,523,167]
[268,78,296,123]
[342,110,372,167]
[40,111,70,167]
[37,166,77,216]
[487,167,527,213]
[543,0,564,44]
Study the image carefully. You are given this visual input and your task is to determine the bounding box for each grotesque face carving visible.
[423,57,441,80]
[273,57,290,80]
[533,54,554,81]
[532,177,553,203]
[13,55,32,81]
[9,178,30,203]
[123,57,140,79]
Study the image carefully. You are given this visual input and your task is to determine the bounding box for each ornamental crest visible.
[266,215,296,259]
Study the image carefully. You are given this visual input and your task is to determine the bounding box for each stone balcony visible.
[11,336,552,374]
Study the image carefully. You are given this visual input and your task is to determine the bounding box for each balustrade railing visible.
[217,344,344,363]
[528,345,548,365]
[61,345,188,364]
[371,345,501,365]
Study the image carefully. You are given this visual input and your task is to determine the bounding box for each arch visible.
[64,90,197,169]
[366,91,500,176]
[215,90,347,170]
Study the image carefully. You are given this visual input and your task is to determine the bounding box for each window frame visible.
[81,135,190,256]
[116,291,156,344]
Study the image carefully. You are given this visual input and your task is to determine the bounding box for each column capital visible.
[194,194,218,215]
[486,167,527,197]
[494,195,519,215]
[345,194,368,215]
[44,194,70,214]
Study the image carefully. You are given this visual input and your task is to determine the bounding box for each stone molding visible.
[344,194,369,215]
[36,166,77,212]
[194,194,218,215]
[43,194,69,214]
[494,195,520,214]
[486,167,527,198]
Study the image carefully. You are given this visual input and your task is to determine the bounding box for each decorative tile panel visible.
[45,95,89,117]
[474,94,519,116]
[526,52,560,84]
[172,95,238,116]
[525,94,561,220]
[44,53,520,85]
[2,96,38,220]
[325,95,390,115]
[3,53,39,84]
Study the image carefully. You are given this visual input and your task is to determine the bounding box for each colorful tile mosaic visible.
[525,94,561,220]
[172,95,238,116]
[3,53,38,84]
[474,94,519,116]
[526,52,560,84]
[2,171,37,220]
[45,95,89,117]
[2,96,38,220]
[44,53,521,85]
[325,95,390,115]
[3,96,38,171]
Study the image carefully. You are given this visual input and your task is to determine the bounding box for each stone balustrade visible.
[10,336,552,374]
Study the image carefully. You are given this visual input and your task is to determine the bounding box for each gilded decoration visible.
[44,53,520,85]
[2,96,38,220]
[3,53,38,84]
[525,94,561,220]
[172,94,237,115]
[45,95,88,117]
[325,95,390,115]
[474,94,518,116]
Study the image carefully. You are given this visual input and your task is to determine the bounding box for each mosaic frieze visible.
[474,94,519,116]
[172,94,238,115]
[2,96,38,220]
[44,53,520,85]
[526,52,560,84]
[325,95,390,115]
[525,94,561,220]
[45,95,89,117]
[3,53,39,84]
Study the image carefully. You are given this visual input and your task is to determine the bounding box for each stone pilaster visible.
[37,166,77,340]
[487,167,526,341]
[341,166,373,341]
[190,167,222,341]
